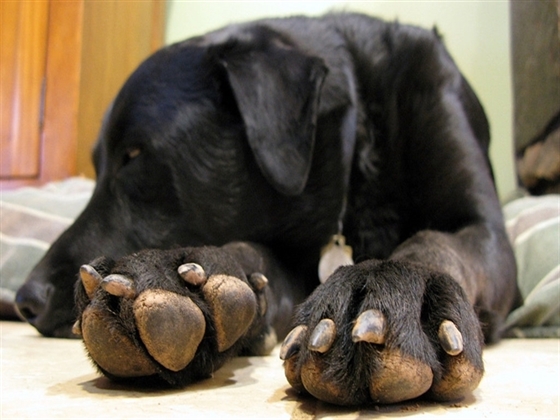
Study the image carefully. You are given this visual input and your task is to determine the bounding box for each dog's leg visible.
[279,24,520,405]
[280,230,506,406]
[73,243,301,386]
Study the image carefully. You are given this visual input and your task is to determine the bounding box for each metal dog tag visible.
[318,234,354,283]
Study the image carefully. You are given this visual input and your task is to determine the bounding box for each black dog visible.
[16,13,520,405]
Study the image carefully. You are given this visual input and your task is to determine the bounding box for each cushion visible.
[0,178,94,318]
[503,194,560,337]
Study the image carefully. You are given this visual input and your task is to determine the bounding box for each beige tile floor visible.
[1,321,558,419]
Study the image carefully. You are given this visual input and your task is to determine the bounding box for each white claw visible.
[178,263,207,286]
[71,319,82,336]
[101,274,136,299]
[79,264,103,299]
[249,272,268,291]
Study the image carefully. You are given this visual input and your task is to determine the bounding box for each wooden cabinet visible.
[1,0,165,189]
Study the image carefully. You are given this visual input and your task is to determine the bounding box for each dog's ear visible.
[210,29,328,195]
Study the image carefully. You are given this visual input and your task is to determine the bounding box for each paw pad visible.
[369,350,433,404]
[201,274,257,352]
[133,290,206,372]
[178,264,261,354]
[81,305,158,378]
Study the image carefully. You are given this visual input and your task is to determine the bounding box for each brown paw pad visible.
[369,349,433,404]
[202,274,257,352]
[81,305,157,377]
[300,355,356,405]
[133,290,206,372]
[429,352,483,401]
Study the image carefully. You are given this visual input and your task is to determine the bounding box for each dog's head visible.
[15,25,329,337]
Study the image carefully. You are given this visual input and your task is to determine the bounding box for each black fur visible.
[16,13,519,402]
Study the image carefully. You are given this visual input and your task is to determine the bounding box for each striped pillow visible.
[0,178,94,317]
[503,194,560,337]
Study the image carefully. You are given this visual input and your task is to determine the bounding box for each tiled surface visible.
[1,321,558,419]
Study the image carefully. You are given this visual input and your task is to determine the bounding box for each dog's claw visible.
[352,309,387,344]
[281,325,307,393]
[438,320,463,356]
[101,274,136,299]
[249,272,268,316]
[178,263,207,286]
[71,319,82,336]
[249,272,268,291]
[280,325,307,360]
[308,318,336,353]
[79,264,103,299]
[201,275,257,352]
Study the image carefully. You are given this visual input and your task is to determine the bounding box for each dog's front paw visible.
[281,260,484,406]
[73,247,269,385]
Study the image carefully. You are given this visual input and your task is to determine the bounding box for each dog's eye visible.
[123,147,141,166]
[127,148,141,159]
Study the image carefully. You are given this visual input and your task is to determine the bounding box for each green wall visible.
[165,1,516,200]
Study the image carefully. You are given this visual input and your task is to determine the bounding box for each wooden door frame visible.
[1,0,165,190]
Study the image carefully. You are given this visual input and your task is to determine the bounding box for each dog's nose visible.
[15,275,78,338]
[14,281,49,327]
